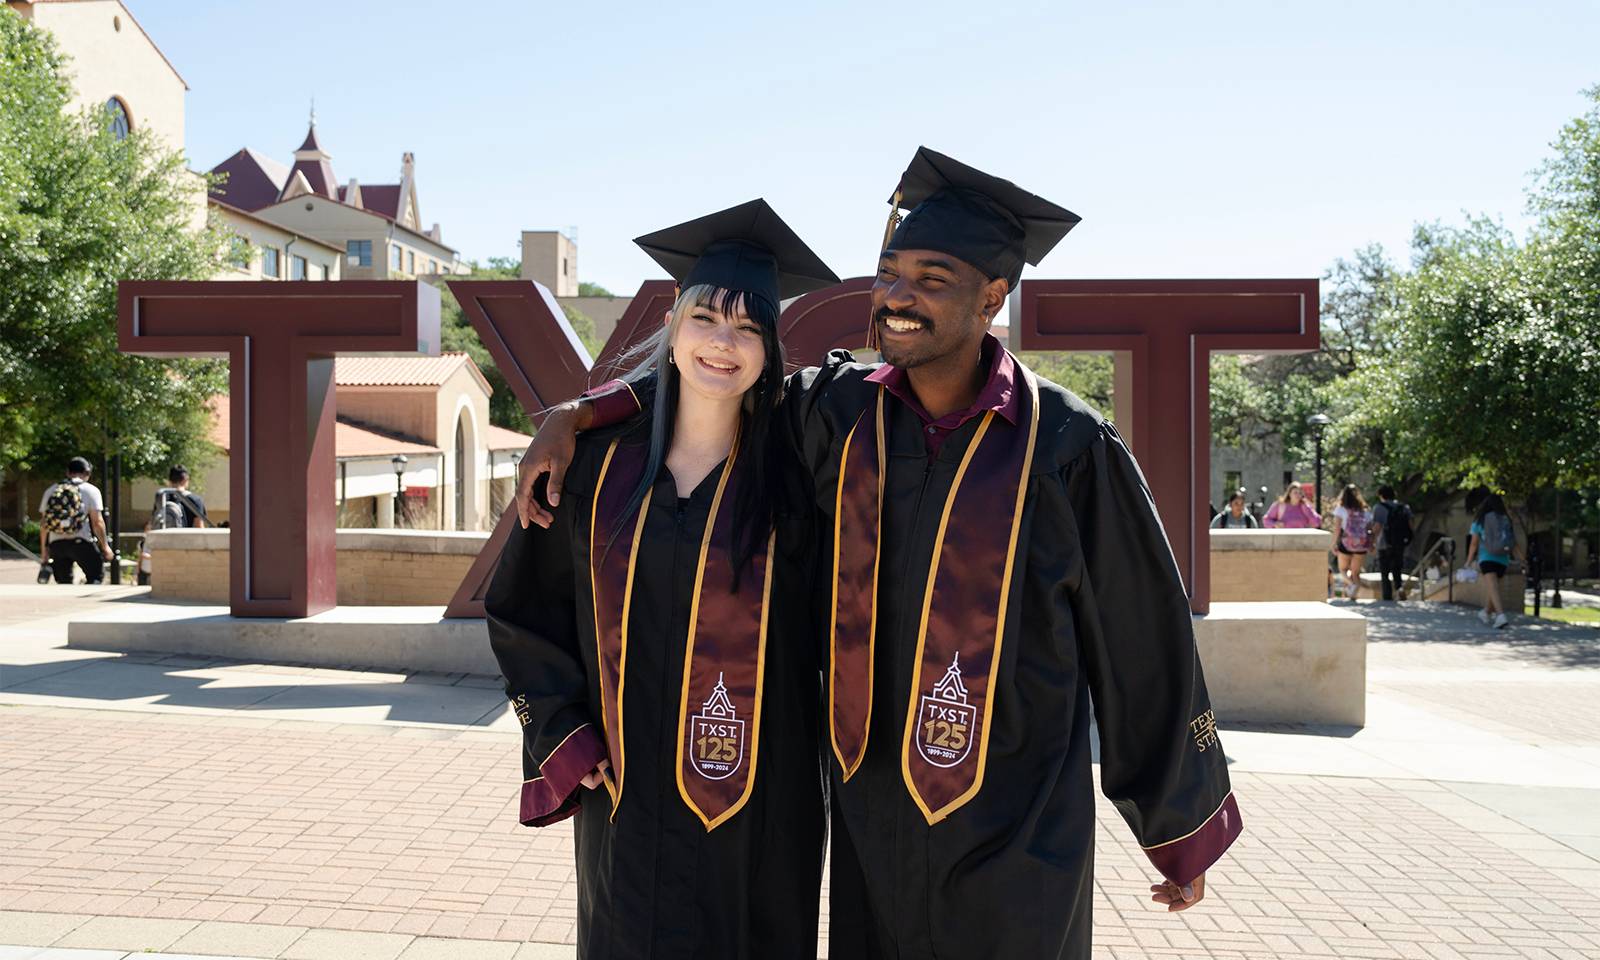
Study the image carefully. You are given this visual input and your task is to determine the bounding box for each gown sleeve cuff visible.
[1141,792,1242,886]
[583,379,641,429]
[518,723,607,827]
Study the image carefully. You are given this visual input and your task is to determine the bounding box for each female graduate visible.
[484,199,838,960]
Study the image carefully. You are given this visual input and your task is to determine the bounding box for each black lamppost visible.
[391,455,407,528]
[1552,488,1563,609]
[1306,413,1332,513]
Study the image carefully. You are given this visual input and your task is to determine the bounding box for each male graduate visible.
[517,149,1242,959]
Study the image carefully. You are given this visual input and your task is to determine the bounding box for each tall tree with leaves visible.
[1350,86,1600,501]
[0,8,230,479]
[1205,245,1403,492]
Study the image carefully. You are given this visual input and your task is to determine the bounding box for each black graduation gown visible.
[485,424,826,960]
[587,351,1239,959]
[787,353,1238,960]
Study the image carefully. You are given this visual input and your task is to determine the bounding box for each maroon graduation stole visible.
[589,438,774,831]
[829,366,1040,824]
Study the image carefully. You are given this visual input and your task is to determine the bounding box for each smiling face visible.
[869,249,1008,370]
[668,289,767,403]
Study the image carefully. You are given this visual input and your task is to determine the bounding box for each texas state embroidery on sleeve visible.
[1189,709,1219,752]
[514,694,531,728]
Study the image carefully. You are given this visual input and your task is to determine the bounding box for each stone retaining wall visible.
[1209,528,1332,602]
[147,528,485,606]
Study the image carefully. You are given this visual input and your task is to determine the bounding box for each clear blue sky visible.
[132,0,1598,295]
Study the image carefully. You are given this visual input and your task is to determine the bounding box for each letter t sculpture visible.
[118,281,441,617]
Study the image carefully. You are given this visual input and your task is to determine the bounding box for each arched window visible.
[453,416,467,531]
[105,97,131,140]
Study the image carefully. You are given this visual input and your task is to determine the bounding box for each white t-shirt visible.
[39,479,104,543]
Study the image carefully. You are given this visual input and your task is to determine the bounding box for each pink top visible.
[1263,501,1321,529]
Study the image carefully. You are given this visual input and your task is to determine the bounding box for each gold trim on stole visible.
[829,390,886,780]
[898,367,1041,824]
[589,439,646,814]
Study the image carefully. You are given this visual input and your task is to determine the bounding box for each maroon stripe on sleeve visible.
[518,723,607,827]
[1142,793,1243,886]
[584,380,641,429]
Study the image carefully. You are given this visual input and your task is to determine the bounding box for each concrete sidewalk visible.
[4,582,1600,958]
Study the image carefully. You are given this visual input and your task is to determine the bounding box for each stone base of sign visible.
[67,600,496,675]
[1193,601,1367,727]
[1209,528,1332,602]
[69,599,1365,727]
[146,528,485,606]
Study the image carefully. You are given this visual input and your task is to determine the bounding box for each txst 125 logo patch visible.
[917,653,974,768]
[691,673,745,780]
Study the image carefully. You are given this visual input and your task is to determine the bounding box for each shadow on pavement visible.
[1343,599,1600,669]
[0,652,509,727]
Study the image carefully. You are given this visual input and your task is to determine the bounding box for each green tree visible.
[1353,217,1599,500]
[1345,87,1600,501]
[578,281,614,297]
[1204,245,1403,493]
[1018,352,1113,411]
[0,8,231,479]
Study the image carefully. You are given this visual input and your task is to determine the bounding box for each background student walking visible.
[1263,482,1320,528]
[139,465,209,584]
[1331,484,1376,600]
[1210,489,1260,528]
[37,456,114,584]
[1371,485,1414,601]
[1467,493,1520,629]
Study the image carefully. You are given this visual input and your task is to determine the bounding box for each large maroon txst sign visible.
[118,281,440,617]
[119,276,1316,620]
[1016,281,1321,614]
[441,281,600,618]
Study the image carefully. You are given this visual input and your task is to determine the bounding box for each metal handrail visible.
[1405,535,1456,602]
[0,528,42,564]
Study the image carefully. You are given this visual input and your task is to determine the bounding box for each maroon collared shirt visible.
[864,334,1019,456]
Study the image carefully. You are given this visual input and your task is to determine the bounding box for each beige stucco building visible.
[6,0,185,150]
[211,202,343,281]
[521,229,634,344]
[210,125,468,280]
[127,353,530,534]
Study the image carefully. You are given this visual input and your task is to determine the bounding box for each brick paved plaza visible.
[2,571,1598,959]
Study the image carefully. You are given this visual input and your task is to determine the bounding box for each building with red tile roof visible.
[207,119,465,281]
[153,354,531,532]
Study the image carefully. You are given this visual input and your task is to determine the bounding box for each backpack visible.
[150,489,189,530]
[1381,500,1413,552]
[1482,511,1515,555]
[1341,508,1372,553]
[43,479,87,536]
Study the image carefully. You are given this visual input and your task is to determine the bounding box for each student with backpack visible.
[1467,493,1520,629]
[1210,489,1261,528]
[1371,485,1414,601]
[139,465,209,585]
[1331,484,1376,600]
[146,465,208,530]
[37,456,114,584]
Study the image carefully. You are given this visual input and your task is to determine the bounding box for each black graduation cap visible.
[634,198,839,311]
[884,147,1080,290]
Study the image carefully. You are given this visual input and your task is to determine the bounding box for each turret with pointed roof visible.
[286,107,338,200]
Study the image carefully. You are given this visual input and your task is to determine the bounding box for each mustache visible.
[873,306,935,331]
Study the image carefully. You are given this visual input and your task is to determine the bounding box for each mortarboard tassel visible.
[867,187,905,351]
